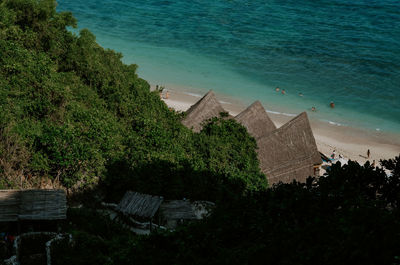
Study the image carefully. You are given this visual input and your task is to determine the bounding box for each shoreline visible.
[155,86,400,164]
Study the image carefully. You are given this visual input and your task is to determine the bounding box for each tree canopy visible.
[0,0,266,201]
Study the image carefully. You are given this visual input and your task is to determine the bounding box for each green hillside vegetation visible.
[0,0,266,200]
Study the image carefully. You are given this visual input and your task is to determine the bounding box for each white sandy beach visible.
[158,88,400,165]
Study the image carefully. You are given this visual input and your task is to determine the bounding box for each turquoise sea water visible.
[57,0,400,133]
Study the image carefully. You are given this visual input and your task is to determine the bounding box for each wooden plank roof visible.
[0,189,66,222]
[159,200,197,220]
[117,191,164,219]
[0,190,20,222]
[18,190,66,220]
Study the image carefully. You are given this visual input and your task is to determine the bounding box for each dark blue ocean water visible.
[57,0,400,133]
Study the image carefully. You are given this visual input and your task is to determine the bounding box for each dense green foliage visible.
[0,0,266,199]
[53,157,400,265]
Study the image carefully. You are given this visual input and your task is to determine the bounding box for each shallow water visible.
[57,0,400,133]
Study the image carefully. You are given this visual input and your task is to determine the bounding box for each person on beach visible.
[372,160,376,167]
[165,91,169,99]
[331,150,336,160]
[367,149,370,158]
[330,101,335,108]
[311,106,316,112]
[275,87,280,92]
[281,89,286,95]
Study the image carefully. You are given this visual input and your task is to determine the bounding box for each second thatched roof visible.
[234,101,276,139]
[257,112,322,184]
[182,90,227,132]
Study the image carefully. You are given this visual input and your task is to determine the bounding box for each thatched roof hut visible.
[234,101,276,139]
[257,112,322,184]
[0,190,67,222]
[117,191,163,220]
[182,90,227,132]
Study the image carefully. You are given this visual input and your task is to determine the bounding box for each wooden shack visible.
[159,200,197,228]
[116,191,214,230]
[117,191,164,229]
[159,200,215,229]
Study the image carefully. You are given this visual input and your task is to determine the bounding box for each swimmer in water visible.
[275,87,280,92]
[330,101,335,108]
[299,93,303,97]
[311,106,316,112]
[281,89,286,95]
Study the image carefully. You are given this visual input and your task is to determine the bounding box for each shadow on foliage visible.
[101,158,248,203]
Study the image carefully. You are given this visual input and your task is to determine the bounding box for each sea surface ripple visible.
[57,0,400,133]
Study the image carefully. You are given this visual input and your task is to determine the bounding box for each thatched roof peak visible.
[256,111,322,184]
[235,100,276,139]
[182,90,227,132]
[279,111,308,130]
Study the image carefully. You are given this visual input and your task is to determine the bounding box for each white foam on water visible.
[323,120,348,127]
[184,92,203,98]
[266,109,297,117]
